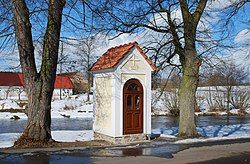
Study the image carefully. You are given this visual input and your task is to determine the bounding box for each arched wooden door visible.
[123,79,143,134]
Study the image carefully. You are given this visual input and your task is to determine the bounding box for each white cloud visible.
[0,49,20,71]
[207,0,238,10]
[235,29,250,43]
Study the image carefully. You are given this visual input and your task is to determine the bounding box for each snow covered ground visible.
[0,130,93,148]
[152,86,250,116]
[153,123,250,144]
[0,94,93,119]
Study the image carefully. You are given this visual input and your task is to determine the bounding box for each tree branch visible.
[193,0,208,24]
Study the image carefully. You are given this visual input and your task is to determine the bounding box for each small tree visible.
[231,88,250,114]
[163,89,179,116]
[205,86,226,112]
[5,86,12,99]
[16,87,24,101]
[203,62,247,113]
[75,35,99,101]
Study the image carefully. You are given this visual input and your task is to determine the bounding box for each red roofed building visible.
[0,72,73,100]
[58,72,89,94]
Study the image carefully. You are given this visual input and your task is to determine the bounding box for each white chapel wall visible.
[94,73,114,136]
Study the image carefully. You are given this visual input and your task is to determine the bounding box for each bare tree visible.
[203,61,248,113]
[16,87,24,101]
[163,89,179,116]
[218,63,247,114]
[75,35,99,101]
[5,86,12,99]
[88,0,210,137]
[11,0,65,146]
[205,86,226,112]
[231,88,250,114]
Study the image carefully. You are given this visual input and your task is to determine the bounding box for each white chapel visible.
[90,42,156,143]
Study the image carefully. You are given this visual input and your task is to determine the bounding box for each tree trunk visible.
[178,50,201,138]
[17,80,53,144]
[87,71,91,102]
[12,0,65,147]
[226,86,232,114]
[5,87,10,99]
[177,0,207,138]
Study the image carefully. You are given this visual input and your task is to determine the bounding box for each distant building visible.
[58,72,89,94]
[0,72,73,100]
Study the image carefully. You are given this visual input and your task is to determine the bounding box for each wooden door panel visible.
[125,113,133,129]
[133,113,140,128]
[123,79,143,135]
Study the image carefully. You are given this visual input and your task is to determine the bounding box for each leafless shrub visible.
[230,88,250,113]
[196,95,206,112]
[206,87,226,112]
[163,90,179,116]
[63,105,74,111]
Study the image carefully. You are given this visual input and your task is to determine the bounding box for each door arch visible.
[123,79,143,134]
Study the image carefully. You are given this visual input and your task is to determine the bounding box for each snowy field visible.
[0,94,93,119]
[152,86,250,116]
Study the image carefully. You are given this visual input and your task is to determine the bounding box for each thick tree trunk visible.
[178,50,201,138]
[177,0,207,138]
[15,79,54,145]
[12,0,65,147]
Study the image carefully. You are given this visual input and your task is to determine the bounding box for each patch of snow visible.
[218,112,227,115]
[52,130,93,142]
[160,134,177,138]
[50,94,93,119]
[152,86,250,116]
[0,133,21,148]
[175,135,250,144]
[0,112,27,119]
[230,109,239,114]
[0,100,22,110]
[0,130,93,148]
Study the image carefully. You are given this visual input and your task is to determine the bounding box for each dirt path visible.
[92,142,250,164]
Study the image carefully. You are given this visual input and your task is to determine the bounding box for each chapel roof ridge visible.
[106,41,137,51]
[90,41,157,71]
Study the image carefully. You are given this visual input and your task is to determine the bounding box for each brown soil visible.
[0,109,25,113]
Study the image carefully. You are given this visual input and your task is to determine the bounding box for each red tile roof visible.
[0,72,73,89]
[90,42,157,71]
[0,72,24,87]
